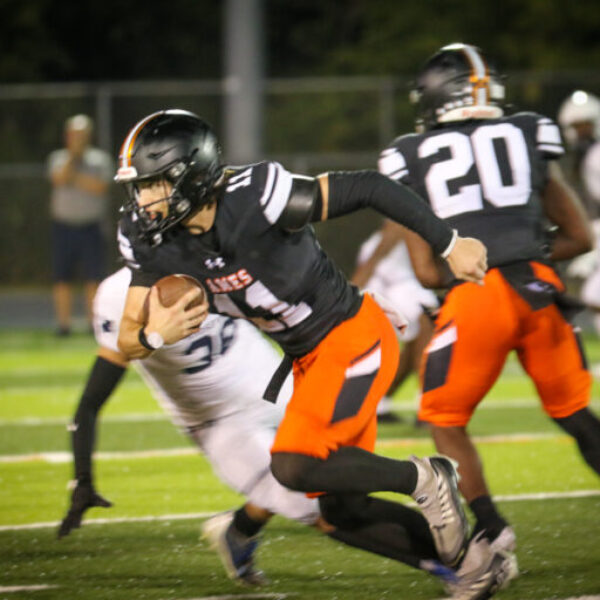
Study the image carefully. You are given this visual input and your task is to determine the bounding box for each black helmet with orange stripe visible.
[409,43,505,132]
[115,109,223,245]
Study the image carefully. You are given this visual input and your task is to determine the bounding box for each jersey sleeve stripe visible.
[260,162,293,224]
[117,226,141,269]
[536,119,564,156]
[378,148,408,181]
[538,143,565,155]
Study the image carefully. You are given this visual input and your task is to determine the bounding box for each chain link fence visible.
[1,71,599,285]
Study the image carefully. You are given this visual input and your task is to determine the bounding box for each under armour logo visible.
[525,281,553,293]
[102,320,113,332]
[204,257,226,270]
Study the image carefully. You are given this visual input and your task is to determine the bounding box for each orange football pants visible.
[419,263,591,427]
[271,293,400,458]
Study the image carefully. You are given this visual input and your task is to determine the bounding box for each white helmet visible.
[558,90,600,146]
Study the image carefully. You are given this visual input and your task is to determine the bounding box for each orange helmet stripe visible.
[118,111,164,170]
[459,44,490,106]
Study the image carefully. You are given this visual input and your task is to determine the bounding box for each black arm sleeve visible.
[71,357,127,485]
[325,170,454,256]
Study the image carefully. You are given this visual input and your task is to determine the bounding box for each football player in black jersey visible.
[380,43,600,596]
[113,109,490,592]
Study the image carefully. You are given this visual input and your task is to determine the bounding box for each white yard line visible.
[378,431,564,448]
[0,447,198,463]
[0,431,573,464]
[0,431,583,464]
[177,595,289,600]
[1,398,599,426]
[0,413,168,426]
[1,489,599,533]
[0,585,58,593]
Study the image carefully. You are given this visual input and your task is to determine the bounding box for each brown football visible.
[142,274,207,324]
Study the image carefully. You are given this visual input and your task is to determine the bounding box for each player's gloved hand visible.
[57,481,112,539]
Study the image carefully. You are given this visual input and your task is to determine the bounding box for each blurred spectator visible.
[47,114,114,336]
[559,91,600,339]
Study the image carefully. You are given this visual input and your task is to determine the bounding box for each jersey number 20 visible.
[420,123,531,218]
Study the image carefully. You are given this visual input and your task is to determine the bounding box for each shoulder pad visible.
[225,161,296,226]
[510,112,564,157]
[277,175,320,232]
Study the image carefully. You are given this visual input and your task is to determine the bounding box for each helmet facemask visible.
[121,155,223,246]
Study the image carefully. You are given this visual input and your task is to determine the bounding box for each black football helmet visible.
[115,109,223,245]
[409,43,505,132]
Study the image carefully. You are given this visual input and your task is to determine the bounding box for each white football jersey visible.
[582,142,600,204]
[93,268,318,524]
[357,231,418,288]
[356,232,438,341]
[93,268,291,430]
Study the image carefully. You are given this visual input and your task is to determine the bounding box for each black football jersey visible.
[119,161,360,357]
[378,112,565,268]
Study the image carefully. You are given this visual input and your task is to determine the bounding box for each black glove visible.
[57,481,112,539]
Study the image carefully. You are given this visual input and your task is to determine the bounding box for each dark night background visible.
[1,0,600,288]
[1,0,599,82]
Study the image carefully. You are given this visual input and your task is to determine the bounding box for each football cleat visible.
[420,559,460,586]
[445,531,514,600]
[489,526,519,587]
[201,511,267,586]
[489,525,516,554]
[410,455,469,566]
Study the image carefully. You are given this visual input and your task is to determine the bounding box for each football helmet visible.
[115,109,223,245]
[558,90,600,146]
[410,43,505,131]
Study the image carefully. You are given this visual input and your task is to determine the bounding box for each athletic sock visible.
[469,495,507,539]
[232,507,265,538]
[554,407,600,475]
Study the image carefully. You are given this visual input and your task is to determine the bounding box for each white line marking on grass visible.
[0,585,58,592]
[2,489,599,532]
[0,447,198,463]
[2,399,599,426]
[377,432,567,448]
[0,432,575,464]
[176,595,289,600]
[495,490,600,502]
[0,413,167,427]
[0,512,215,531]
[550,597,600,600]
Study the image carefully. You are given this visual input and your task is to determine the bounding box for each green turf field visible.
[1,330,599,600]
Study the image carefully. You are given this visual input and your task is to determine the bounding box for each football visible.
[142,274,207,324]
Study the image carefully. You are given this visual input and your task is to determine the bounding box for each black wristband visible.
[138,327,154,350]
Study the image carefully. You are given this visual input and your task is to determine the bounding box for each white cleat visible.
[410,455,469,566]
[445,531,515,600]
